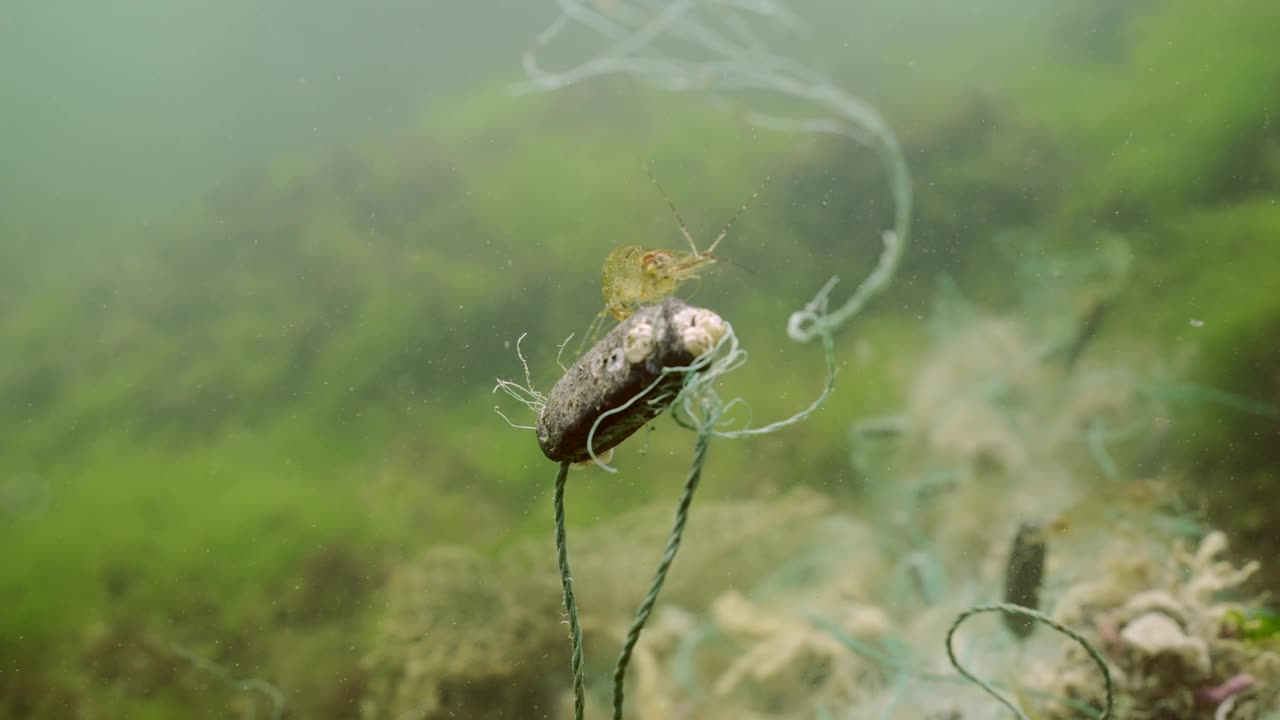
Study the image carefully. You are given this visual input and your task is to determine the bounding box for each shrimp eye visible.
[641,251,672,275]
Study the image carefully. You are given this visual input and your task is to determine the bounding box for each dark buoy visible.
[537,298,725,464]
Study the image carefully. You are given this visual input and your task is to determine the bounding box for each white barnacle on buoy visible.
[695,309,726,343]
[674,307,727,357]
[673,307,697,331]
[606,347,627,373]
[682,326,714,357]
[624,321,656,364]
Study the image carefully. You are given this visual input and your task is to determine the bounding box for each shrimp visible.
[601,173,761,321]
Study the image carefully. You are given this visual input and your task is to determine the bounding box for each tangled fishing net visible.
[471,2,1280,718]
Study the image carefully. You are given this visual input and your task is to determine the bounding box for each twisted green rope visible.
[612,427,713,719]
[946,602,1113,720]
[553,460,587,720]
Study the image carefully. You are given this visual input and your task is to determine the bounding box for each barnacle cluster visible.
[688,519,895,715]
[673,306,727,358]
[1031,531,1278,719]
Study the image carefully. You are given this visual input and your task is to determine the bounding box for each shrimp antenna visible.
[707,176,769,255]
[645,163,699,255]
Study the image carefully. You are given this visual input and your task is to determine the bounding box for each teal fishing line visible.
[553,460,586,720]
[611,426,713,719]
[946,603,1113,720]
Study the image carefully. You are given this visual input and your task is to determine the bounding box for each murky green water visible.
[3,2,1278,718]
